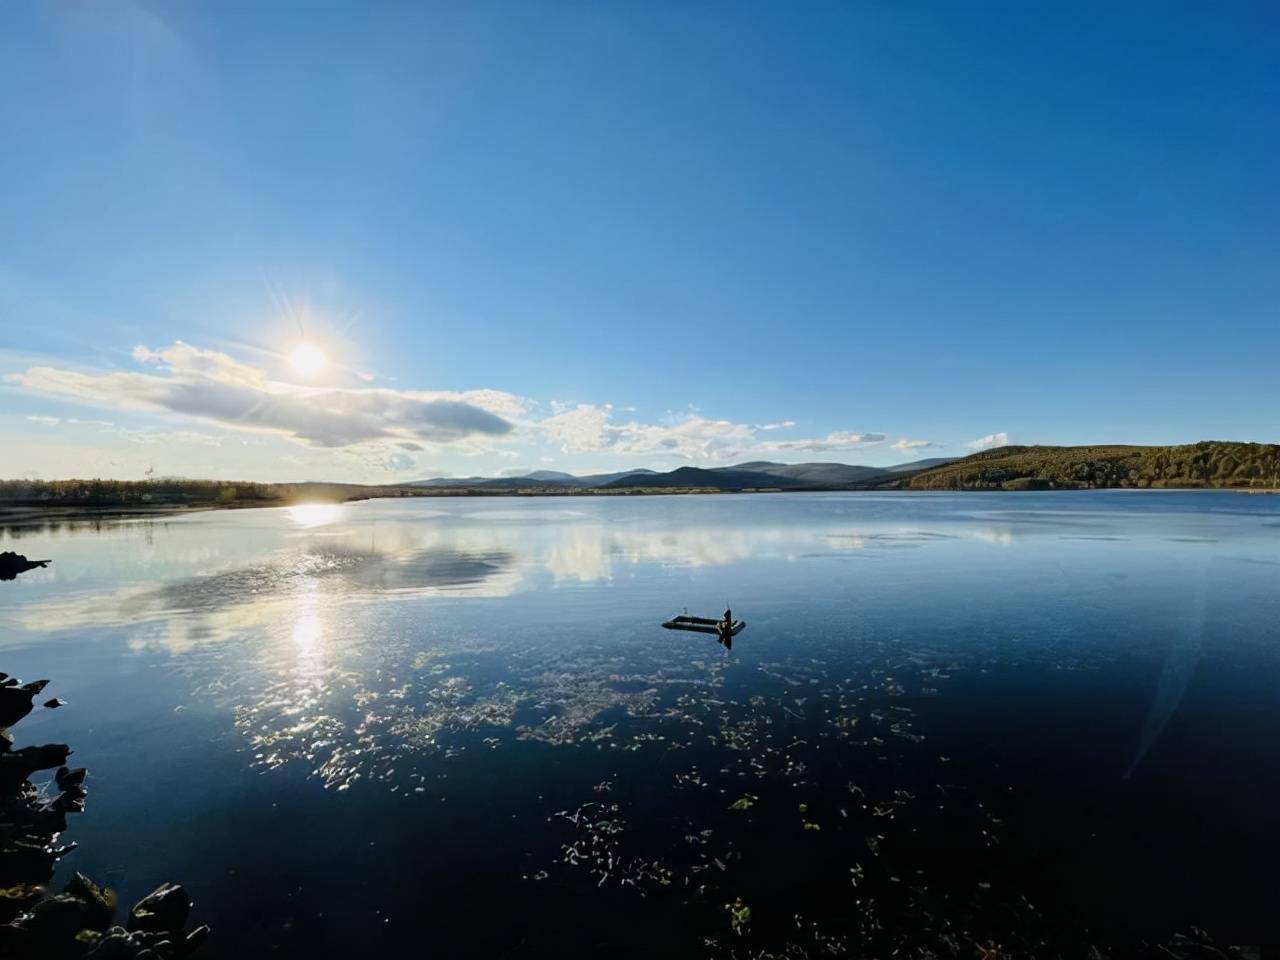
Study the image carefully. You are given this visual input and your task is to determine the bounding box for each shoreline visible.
[2,484,1276,526]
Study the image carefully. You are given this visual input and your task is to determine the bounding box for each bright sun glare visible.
[289,341,328,378]
[286,503,345,528]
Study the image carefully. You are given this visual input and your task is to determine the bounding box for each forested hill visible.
[903,442,1280,490]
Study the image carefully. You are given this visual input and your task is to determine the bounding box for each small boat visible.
[662,609,745,650]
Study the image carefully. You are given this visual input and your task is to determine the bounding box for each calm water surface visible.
[2,492,1278,956]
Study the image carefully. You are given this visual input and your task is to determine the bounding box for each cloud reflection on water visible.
[7,501,1154,648]
[8,495,1257,797]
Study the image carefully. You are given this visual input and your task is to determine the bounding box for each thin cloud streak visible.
[540,405,886,461]
[892,439,934,453]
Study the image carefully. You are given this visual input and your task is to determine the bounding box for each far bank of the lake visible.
[3,482,1278,528]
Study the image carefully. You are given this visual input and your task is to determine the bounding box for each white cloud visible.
[380,452,416,472]
[541,404,614,453]
[966,432,1009,451]
[9,341,920,479]
[12,342,525,451]
[765,431,886,453]
[539,406,887,462]
[540,405,756,460]
[891,439,934,453]
[612,416,755,460]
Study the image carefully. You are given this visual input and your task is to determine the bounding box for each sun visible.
[289,341,328,378]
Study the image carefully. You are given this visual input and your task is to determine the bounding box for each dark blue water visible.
[2,492,1278,955]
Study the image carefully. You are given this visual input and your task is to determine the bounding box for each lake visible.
[2,492,1278,957]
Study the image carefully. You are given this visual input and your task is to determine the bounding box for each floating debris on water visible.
[83,564,1265,959]
[724,897,751,936]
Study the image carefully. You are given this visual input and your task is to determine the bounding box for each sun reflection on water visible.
[291,590,324,670]
[285,580,331,710]
[286,503,347,528]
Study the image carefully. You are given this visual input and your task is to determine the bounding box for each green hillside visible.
[903,442,1280,490]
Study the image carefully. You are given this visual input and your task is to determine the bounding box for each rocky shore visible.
[0,673,208,959]
[0,553,50,582]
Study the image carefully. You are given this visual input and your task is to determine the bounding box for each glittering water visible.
[2,493,1279,956]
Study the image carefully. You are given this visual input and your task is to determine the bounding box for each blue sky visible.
[1,1,1276,482]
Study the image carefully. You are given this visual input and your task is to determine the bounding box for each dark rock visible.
[43,698,67,709]
[85,926,142,959]
[66,871,117,928]
[75,927,105,948]
[0,882,44,922]
[0,922,32,955]
[0,552,50,581]
[0,680,49,728]
[0,743,72,793]
[127,883,192,934]
[0,671,208,958]
[26,892,89,940]
[56,767,88,790]
[0,839,61,886]
[36,803,70,835]
[55,792,87,814]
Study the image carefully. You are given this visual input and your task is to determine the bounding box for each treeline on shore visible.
[0,479,753,511]
[1,478,277,506]
[0,478,387,508]
[904,441,1280,491]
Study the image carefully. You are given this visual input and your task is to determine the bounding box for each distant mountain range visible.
[406,443,1280,493]
[410,467,659,489]
[409,458,954,492]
